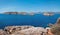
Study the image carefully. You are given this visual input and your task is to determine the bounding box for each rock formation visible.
[0,25,48,35]
[10,27,47,35]
[0,29,8,35]
[4,26,34,34]
[49,17,60,35]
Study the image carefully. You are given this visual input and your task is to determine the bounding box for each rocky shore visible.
[0,25,48,35]
[0,17,60,35]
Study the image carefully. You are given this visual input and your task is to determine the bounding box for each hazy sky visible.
[0,0,60,13]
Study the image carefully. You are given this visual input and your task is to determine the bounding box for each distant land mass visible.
[3,12,57,16]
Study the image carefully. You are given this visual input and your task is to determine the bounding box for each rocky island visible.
[28,12,35,16]
[43,12,54,16]
[4,12,27,15]
[4,12,18,14]
[4,12,55,16]
[4,12,36,16]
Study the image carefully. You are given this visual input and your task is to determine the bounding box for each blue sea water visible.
[0,13,60,29]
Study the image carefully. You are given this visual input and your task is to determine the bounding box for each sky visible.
[0,0,60,13]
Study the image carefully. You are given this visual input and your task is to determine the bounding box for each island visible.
[4,12,27,15]
[43,12,54,16]
[4,12,35,16]
[28,12,35,16]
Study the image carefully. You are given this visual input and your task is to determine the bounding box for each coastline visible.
[0,17,60,35]
[0,12,60,35]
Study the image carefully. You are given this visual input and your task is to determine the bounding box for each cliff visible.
[49,17,60,35]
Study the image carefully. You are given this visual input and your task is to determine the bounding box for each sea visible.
[0,13,60,29]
